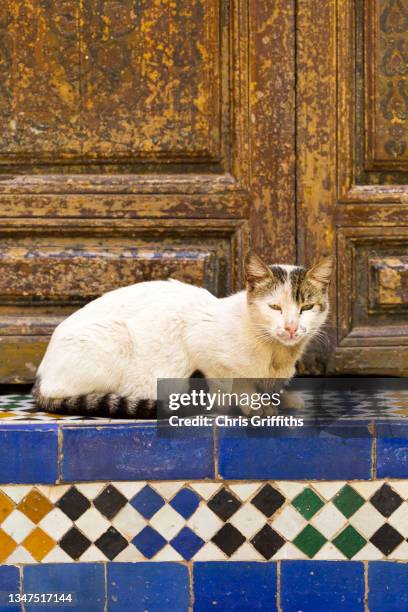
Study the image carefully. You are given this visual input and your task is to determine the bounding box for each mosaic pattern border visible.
[0,480,407,563]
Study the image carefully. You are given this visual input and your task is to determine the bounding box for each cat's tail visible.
[32,379,157,419]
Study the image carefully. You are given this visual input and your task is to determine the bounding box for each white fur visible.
[38,272,328,401]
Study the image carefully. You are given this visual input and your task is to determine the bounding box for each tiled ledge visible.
[0,480,407,564]
[1,420,408,484]
[0,561,407,611]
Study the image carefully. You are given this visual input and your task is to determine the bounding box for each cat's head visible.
[245,252,333,346]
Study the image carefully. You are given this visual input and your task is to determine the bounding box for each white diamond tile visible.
[111,505,146,540]
[311,482,345,500]
[5,546,35,564]
[79,545,108,562]
[388,540,408,560]
[349,503,386,539]
[271,506,307,540]
[154,544,184,561]
[37,485,70,503]
[351,481,384,500]
[42,547,73,564]
[187,506,223,541]
[189,483,222,500]
[75,484,106,500]
[389,481,408,500]
[114,544,145,562]
[38,508,72,541]
[229,504,266,539]
[75,508,111,541]
[314,542,347,560]
[228,484,261,501]
[150,505,185,540]
[113,482,146,499]
[352,543,384,561]
[275,482,305,500]
[273,542,308,560]
[193,541,227,561]
[310,503,348,539]
[230,541,263,561]
[1,486,32,504]
[150,482,185,500]
[2,510,35,543]
[388,503,408,538]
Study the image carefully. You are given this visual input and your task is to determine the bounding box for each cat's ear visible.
[306,256,333,288]
[245,252,272,287]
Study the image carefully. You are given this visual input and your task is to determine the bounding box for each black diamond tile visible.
[93,485,127,519]
[370,523,404,556]
[211,524,245,557]
[251,525,285,560]
[56,487,91,521]
[95,527,128,560]
[370,484,403,518]
[207,489,242,521]
[59,527,91,560]
[251,484,285,517]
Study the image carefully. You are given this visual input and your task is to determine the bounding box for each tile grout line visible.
[104,562,108,612]
[277,560,282,612]
[188,561,194,612]
[364,560,369,612]
[371,421,377,480]
[57,427,63,483]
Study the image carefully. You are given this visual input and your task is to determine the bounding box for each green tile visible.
[293,525,327,558]
[332,526,366,559]
[333,485,365,518]
[292,488,325,519]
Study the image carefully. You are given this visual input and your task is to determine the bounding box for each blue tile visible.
[132,526,166,558]
[23,564,104,612]
[170,527,204,560]
[376,422,408,478]
[108,563,189,612]
[194,562,277,611]
[130,485,165,518]
[170,488,200,518]
[0,566,21,611]
[0,426,58,484]
[218,426,372,479]
[369,562,408,611]
[62,424,214,480]
[281,561,364,612]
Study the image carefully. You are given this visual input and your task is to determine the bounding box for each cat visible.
[33,252,333,418]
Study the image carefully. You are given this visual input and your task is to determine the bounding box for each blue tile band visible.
[61,424,215,481]
[218,426,373,480]
[0,426,58,484]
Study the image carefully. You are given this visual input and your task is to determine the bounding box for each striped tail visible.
[32,380,157,419]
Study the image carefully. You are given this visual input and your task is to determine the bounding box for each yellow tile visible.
[0,529,17,562]
[0,491,15,522]
[23,527,55,562]
[18,489,53,524]
[0,412,17,419]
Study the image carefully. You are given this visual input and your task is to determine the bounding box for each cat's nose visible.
[284,322,298,338]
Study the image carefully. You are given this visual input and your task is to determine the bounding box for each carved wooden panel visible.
[298,0,408,375]
[338,228,408,347]
[1,0,221,166]
[366,0,408,169]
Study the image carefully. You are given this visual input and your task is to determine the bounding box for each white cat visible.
[33,252,332,417]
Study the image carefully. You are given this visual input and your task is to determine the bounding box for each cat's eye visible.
[300,304,314,312]
[269,304,282,311]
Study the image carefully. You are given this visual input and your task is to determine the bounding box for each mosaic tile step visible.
[1,387,408,422]
[0,480,407,563]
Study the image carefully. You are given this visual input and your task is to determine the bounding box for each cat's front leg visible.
[279,390,305,411]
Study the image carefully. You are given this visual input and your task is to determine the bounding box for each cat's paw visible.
[280,390,304,411]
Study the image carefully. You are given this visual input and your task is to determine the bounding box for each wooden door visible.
[0,1,296,382]
[297,0,408,375]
